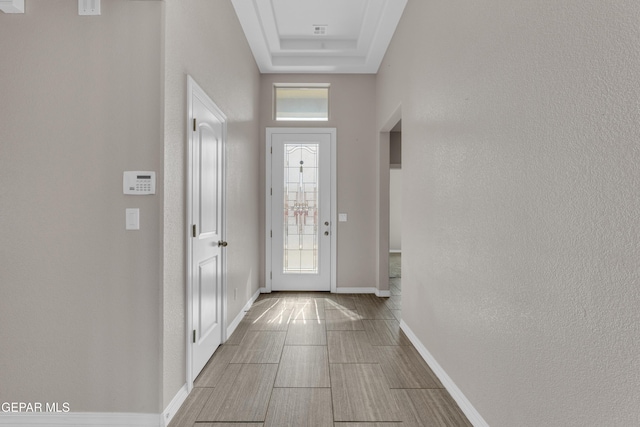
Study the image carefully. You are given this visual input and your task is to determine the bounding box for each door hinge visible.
[192,224,197,238]
[270,271,272,279]
[193,118,196,132]
[192,329,196,343]
[270,147,272,154]
[270,188,272,196]
[270,230,272,238]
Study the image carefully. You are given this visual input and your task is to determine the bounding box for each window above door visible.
[274,84,330,122]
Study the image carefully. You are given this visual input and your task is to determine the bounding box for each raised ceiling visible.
[231,0,408,74]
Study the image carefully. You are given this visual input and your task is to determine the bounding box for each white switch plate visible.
[126,208,140,230]
[339,213,348,222]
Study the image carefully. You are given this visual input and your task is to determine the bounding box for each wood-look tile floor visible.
[169,289,471,427]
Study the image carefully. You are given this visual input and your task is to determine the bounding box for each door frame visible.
[265,127,337,293]
[185,75,227,390]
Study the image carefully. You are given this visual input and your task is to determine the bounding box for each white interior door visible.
[267,129,335,291]
[189,77,226,380]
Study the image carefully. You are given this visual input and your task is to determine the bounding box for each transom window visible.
[274,84,330,121]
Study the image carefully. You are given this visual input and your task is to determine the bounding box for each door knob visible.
[218,241,228,247]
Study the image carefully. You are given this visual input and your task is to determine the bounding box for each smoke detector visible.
[313,25,328,36]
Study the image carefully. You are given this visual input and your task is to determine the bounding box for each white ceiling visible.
[231,0,408,74]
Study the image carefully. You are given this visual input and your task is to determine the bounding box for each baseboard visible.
[259,286,270,293]
[161,383,188,427]
[335,287,377,294]
[335,287,391,297]
[226,288,261,340]
[399,321,489,427]
[0,412,160,426]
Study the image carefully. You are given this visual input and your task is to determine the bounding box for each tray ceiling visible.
[231,0,407,74]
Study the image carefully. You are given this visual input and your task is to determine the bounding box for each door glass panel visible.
[283,143,319,274]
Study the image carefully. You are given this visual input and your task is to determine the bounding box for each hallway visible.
[169,289,471,426]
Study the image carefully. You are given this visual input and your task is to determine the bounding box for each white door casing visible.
[187,76,226,384]
[266,128,336,292]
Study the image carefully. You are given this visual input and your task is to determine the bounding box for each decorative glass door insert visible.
[284,144,319,274]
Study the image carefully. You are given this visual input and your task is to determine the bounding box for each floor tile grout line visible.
[324,304,337,424]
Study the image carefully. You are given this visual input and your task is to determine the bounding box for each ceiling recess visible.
[231,0,408,74]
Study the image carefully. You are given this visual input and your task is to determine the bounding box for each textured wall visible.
[163,0,261,408]
[377,0,640,425]
[0,0,163,413]
[259,74,378,290]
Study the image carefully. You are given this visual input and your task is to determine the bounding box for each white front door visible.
[267,128,336,292]
[189,77,226,380]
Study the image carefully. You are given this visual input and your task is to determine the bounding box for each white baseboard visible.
[335,287,391,297]
[399,321,489,427]
[161,383,188,427]
[226,288,261,340]
[0,413,160,426]
[335,287,376,294]
[262,287,389,297]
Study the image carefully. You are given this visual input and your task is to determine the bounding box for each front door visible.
[267,128,335,291]
[189,77,225,380]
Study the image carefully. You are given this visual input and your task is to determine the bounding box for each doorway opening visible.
[389,120,402,296]
[377,106,402,297]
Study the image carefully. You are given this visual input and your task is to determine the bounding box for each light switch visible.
[126,208,140,230]
[339,213,348,222]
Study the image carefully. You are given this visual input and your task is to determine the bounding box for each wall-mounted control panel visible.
[123,171,156,195]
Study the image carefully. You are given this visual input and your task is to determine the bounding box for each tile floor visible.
[169,278,471,427]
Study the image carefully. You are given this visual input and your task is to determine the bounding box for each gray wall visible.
[259,74,378,291]
[163,0,261,408]
[377,0,640,425]
[0,0,261,414]
[0,0,163,413]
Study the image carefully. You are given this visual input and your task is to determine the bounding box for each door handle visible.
[217,241,228,247]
